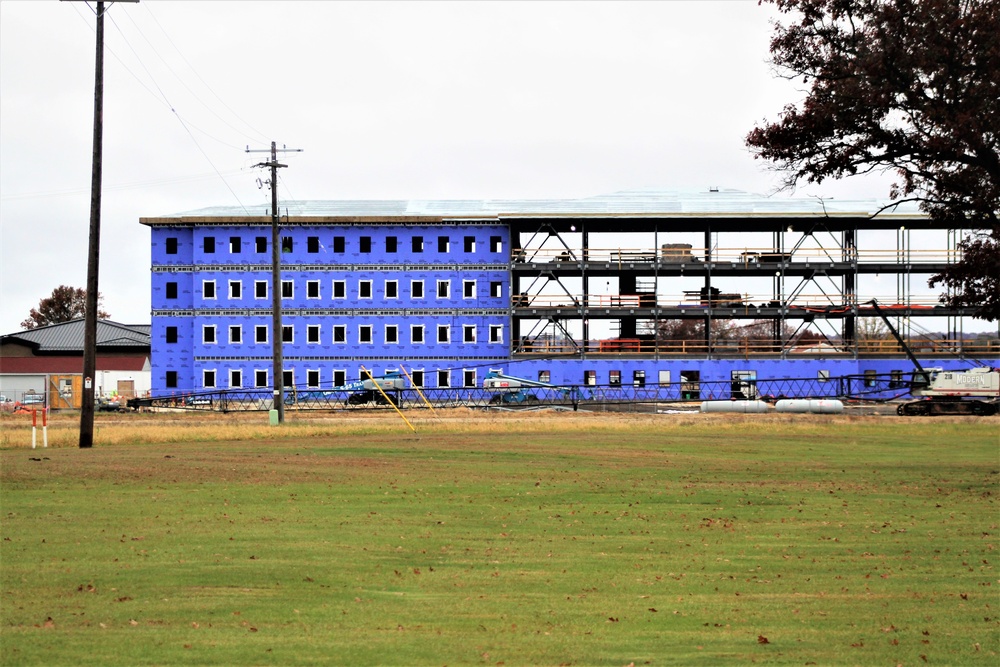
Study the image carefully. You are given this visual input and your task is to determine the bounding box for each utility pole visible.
[62,0,139,448]
[247,142,302,423]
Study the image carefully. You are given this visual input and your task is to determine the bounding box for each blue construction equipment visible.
[482,369,579,404]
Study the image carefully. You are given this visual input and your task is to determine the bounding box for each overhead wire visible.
[1,170,246,202]
[130,4,271,146]
[67,2,251,213]
[103,8,250,214]
[68,2,247,152]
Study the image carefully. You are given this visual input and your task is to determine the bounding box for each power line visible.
[1,170,246,202]
[67,2,249,152]
[125,5,271,146]
[98,9,249,213]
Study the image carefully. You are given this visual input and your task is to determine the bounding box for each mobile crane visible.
[867,300,999,416]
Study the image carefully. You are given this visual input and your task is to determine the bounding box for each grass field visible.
[1,410,998,666]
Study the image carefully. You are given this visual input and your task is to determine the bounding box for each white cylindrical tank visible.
[700,400,771,414]
[775,399,844,414]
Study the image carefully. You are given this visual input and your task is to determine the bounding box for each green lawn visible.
[1,414,997,665]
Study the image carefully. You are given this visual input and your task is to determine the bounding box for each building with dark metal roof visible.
[1,319,151,408]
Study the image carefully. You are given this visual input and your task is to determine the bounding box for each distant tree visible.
[656,319,793,349]
[747,0,1000,320]
[20,285,110,330]
[855,317,890,342]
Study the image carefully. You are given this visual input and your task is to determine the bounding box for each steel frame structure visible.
[506,214,977,359]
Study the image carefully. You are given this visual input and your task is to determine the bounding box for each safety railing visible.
[513,247,961,265]
[512,337,999,357]
[512,293,948,309]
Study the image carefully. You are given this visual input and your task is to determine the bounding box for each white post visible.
[43,409,48,448]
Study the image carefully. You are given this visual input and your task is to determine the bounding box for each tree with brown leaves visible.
[747,0,1000,321]
[20,285,110,330]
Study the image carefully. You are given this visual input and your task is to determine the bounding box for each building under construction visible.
[140,188,997,400]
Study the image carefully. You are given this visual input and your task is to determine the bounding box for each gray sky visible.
[1,0,917,335]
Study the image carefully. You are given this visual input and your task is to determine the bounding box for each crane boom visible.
[866,299,926,376]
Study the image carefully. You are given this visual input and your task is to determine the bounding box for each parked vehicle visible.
[96,397,125,412]
[347,389,398,406]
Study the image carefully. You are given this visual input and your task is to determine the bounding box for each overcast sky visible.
[0,0,929,336]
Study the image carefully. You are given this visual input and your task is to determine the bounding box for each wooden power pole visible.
[63,0,139,448]
[247,142,302,424]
